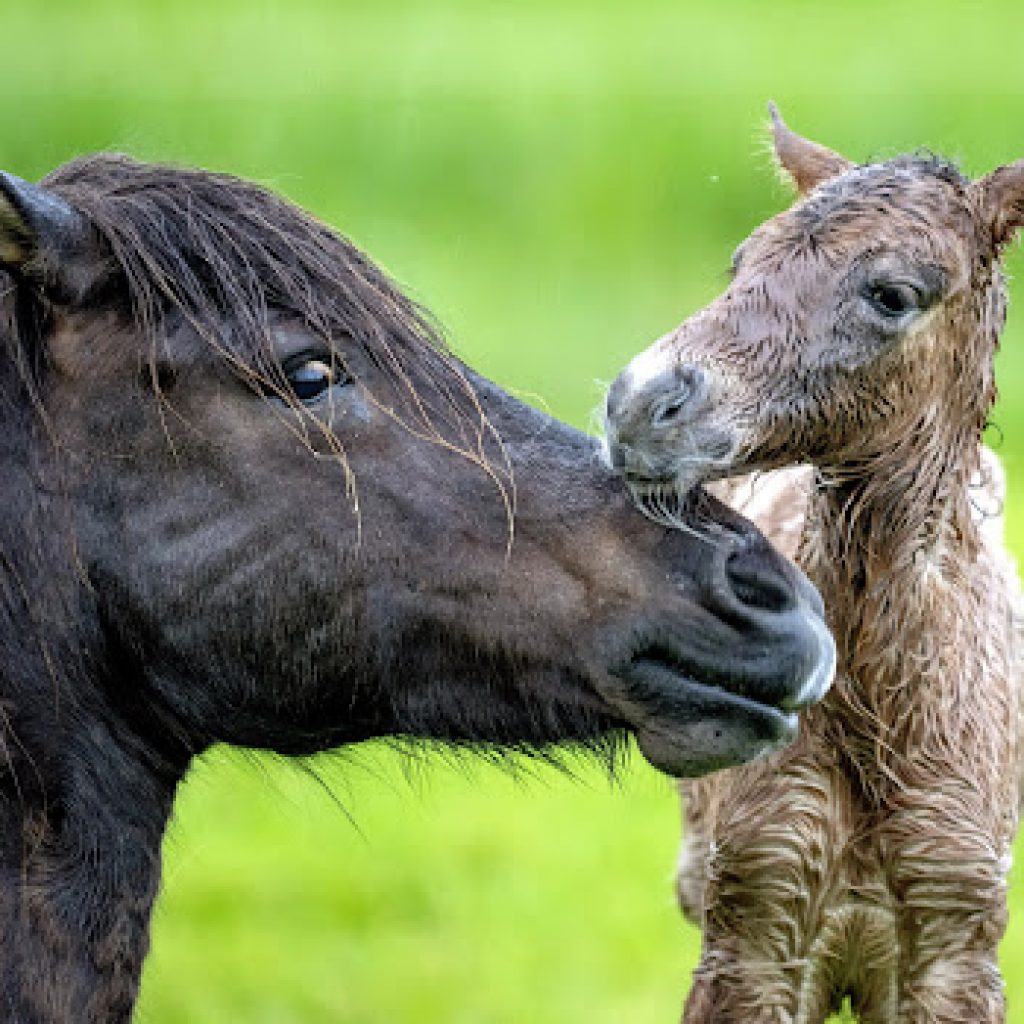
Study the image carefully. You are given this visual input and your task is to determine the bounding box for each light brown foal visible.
[606,107,1024,1022]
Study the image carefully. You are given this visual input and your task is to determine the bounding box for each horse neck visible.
[0,417,185,1023]
[0,729,177,1023]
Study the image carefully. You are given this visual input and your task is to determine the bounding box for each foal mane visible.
[40,154,514,534]
[793,153,969,233]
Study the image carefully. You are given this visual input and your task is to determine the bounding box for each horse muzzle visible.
[598,509,835,777]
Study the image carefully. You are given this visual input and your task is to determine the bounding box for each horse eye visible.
[285,358,342,402]
[866,281,921,319]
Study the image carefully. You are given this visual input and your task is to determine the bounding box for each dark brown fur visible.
[0,154,831,1021]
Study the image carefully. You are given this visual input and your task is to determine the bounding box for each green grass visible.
[143,750,694,1024]
[6,0,1024,1019]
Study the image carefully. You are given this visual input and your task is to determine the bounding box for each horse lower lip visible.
[624,656,801,713]
[602,659,802,777]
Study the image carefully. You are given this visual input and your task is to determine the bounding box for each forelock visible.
[792,153,969,237]
[40,154,448,370]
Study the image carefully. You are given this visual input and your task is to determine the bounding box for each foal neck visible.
[797,414,1013,801]
[805,412,986,599]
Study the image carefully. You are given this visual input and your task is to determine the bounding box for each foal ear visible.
[0,171,97,301]
[768,102,854,195]
[972,161,1024,250]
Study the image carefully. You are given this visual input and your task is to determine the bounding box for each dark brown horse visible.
[0,155,831,1022]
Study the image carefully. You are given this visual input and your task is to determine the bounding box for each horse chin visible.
[633,711,797,777]
[607,660,800,778]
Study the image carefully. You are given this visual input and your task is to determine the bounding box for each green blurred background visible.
[9,1,1024,1020]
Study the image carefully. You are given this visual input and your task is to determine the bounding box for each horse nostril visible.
[649,365,709,431]
[724,544,796,614]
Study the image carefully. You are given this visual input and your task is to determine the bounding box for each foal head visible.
[606,106,1024,497]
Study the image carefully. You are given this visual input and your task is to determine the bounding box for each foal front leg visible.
[680,754,850,1024]
[683,946,834,1024]
[893,866,1007,1020]
[886,802,1010,1024]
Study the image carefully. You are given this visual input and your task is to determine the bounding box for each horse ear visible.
[0,171,98,301]
[768,102,854,195]
[972,161,1024,251]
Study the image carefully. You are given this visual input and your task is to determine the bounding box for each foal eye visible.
[865,281,922,319]
[284,358,344,402]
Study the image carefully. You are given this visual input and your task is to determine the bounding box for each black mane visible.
[42,155,482,438]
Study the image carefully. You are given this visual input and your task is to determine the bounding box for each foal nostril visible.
[605,362,718,483]
[651,389,692,429]
[648,365,709,431]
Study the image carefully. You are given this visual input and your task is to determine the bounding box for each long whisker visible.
[627,479,731,548]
